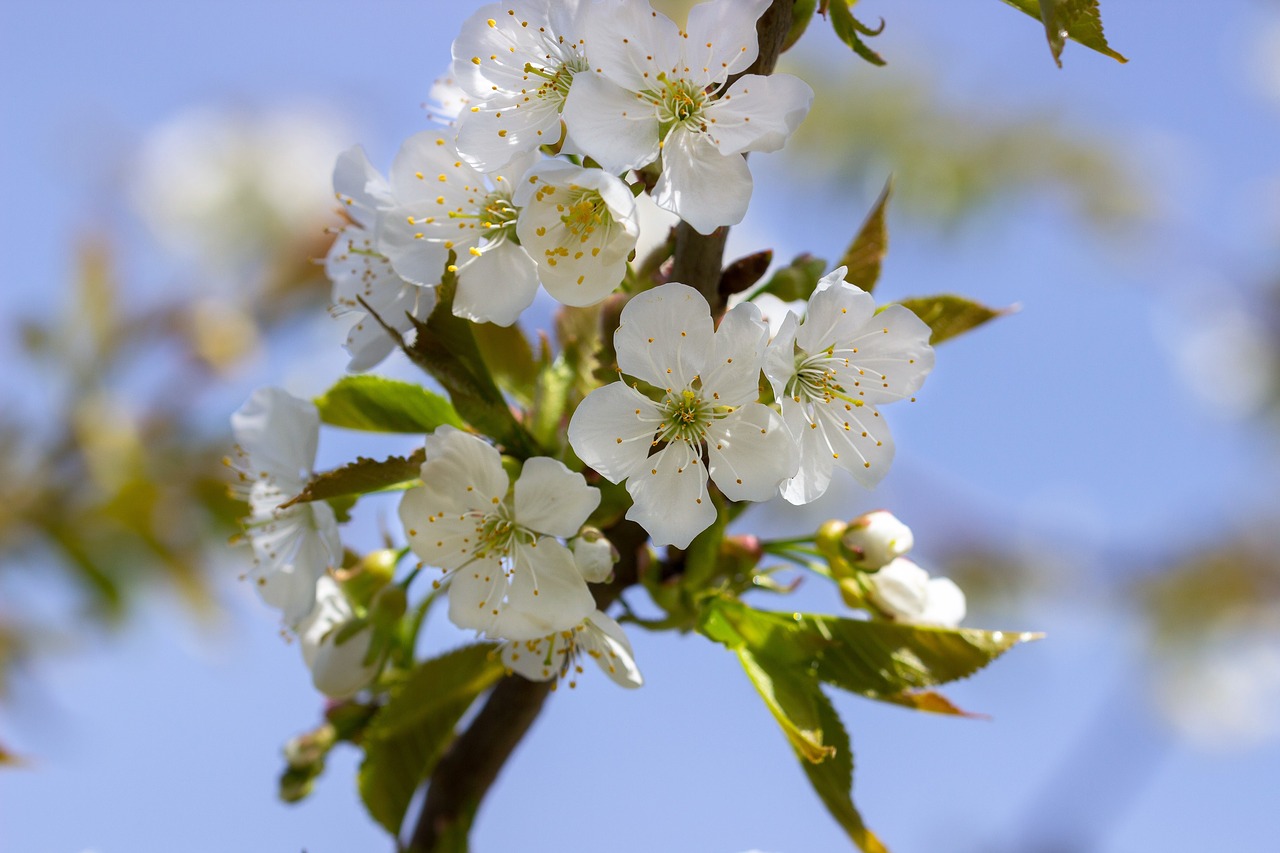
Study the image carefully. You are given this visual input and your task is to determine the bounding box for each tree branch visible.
[404,4,799,850]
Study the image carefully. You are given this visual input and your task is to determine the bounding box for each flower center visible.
[527,55,588,104]
[561,187,611,239]
[786,349,865,408]
[656,388,713,444]
[653,75,708,138]
[475,504,534,558]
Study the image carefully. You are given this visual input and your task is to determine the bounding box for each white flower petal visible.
[514,456,600,537]
[762,310,800,398]
[582,0,681,92]
[562,71,661,174]
[572,535,616,583]
[811,395,896,489]
[455,94,562,174]
[567,382,662,483]
[779,401,836,505]
[867,558,931,621]
[614,282,713,390]
[376,203,452,287]
[795,278,876,354]
[501,631,571,681]
[398,485,486,573]
[625,441,714,549]
[496,540,595,640]
[232,388,320,490]
[683,0,771,86]
[447,554,511,635]
[843,304,935,404]
[581,610,643,688]
[333,146,390,228]
[453,240,539,326]
[702,299,768,405]
[653,125,752,234]
[388,131,473,207]
[422,426,510,505]
[706,403,797,502]
[706,73,813,156]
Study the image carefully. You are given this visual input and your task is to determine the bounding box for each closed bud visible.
[335,548,398,606]
[865,557,966,628]
[572,527,618,583]
[841,510,914,570]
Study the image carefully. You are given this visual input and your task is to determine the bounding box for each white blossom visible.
[452,0,590,172]
[763,268,934,504]
[399,427,598,640]
[563,0,813,233]
[297,575,378,699]
[500,609,642,688]
[377,131,538,327]
[326,146,437,372]
[568,283,798,548]
[865,558,966,628]
[229,388,341,628]
[842,510,914,570]
[513,160,639,306]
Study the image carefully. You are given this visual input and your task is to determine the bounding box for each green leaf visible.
[798,689,889,853]
[406,274,539,458]
[999,0,1127,67]
[877,690,985,718]
[895,295,1011,345]
[838,179,892,293]
[315,375,464,434]
[700,598,1037,702]
[358,644,504,836]
[472,321,538,406]
[827,1,887,66]
[738,648,834,763]
[281,449,424,509]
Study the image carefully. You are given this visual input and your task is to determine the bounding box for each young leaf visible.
[280,449,424,509]
[738,648,835,763]
[895,295,1011,344]
[472,321,538,406]
[999,0,1127,67]
[838,179,892,293]
[315,376,464,434]
[358,644,504,836]
[798,689,889,853]
[827,1,887,66]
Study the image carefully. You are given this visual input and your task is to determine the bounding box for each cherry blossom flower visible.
[326,146,437,372]
[841,510,914,570]
[513,160,639,306]
[865,558,966,628]
[762,268,934,505]
[297,575,379,698]
[376,131,538,327]
[562,0,813,233]
[567,283,798,548]
[229,388,341,628]
[398,427,598,640]
[452,0,589,172]
[499,609,643,688]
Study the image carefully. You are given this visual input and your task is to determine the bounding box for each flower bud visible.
[865,557,966,628]
[841,510,914,570]
[335,548,398,606]
[572,528,618,583]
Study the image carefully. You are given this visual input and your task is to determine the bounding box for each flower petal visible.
[778,401,836,505]
[582,0,681,91]
[398,484,486,573]
[581,610,643,688]
[422,426,510,505]
[701,299,768,405]
[514,456,600,537]
[762,310,800,398]
[455,93,562,174]
[614,282,713,390]
[496,539,595,640]
[333,145,390,228]
[842,304,935,404]
[921,577,966,628]
[453,239,539,326]
[562,71,661,174]
[501,631,571,681]
[231,387,320,488]
[567,382,662,483]
[653,125,752,234]
[447,554,511,635]
[705,73,813,156]
[625,441,714,549]
[706,403,798,502]
[795,276,876,354]
[683,0,771,86]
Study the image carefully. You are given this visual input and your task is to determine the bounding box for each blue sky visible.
[2,1,1279,851]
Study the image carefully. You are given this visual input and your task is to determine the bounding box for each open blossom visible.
[563,0,813,233]
[568,283,798,548]
[298,575,379,698]
[513,161,639,306]
[229,388,341,628]
[763,267,934,505]
[865,558,966,628]
[500,609,643,688]
[399,427,598,640]
[377,131,537,327]
[452,0,589,172]
[326,146,437,372]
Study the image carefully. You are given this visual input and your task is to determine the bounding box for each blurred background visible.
[1,1,1278,851]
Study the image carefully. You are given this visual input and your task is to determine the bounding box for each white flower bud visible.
[866,558,966,629]
[572,529,618,583]
[842,510,914,570]
[298,576,379,699]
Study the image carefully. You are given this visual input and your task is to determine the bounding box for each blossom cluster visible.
[230,0,948,696]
